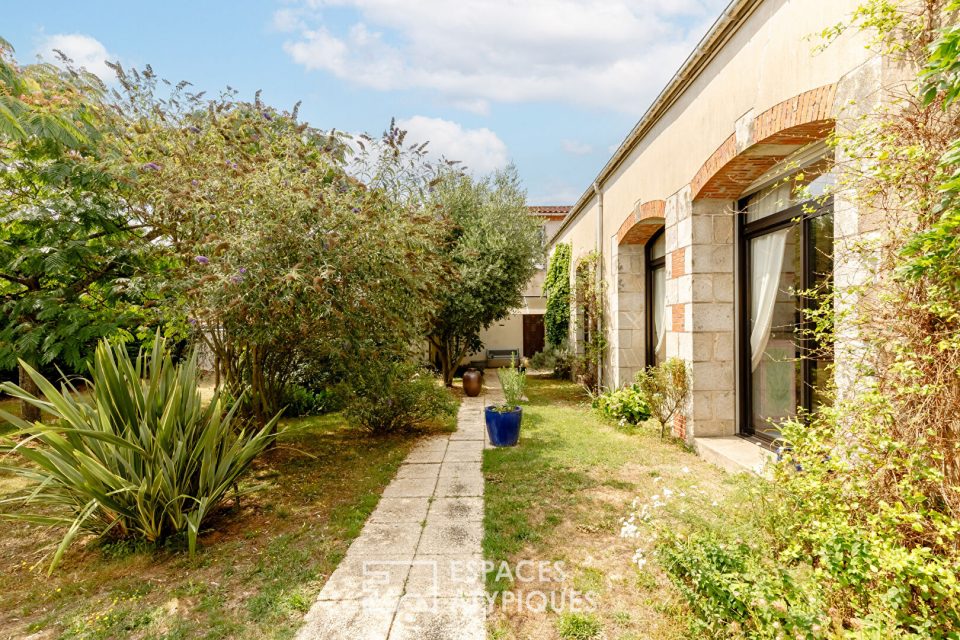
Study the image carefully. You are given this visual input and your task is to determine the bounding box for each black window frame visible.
[736,196,833,440]
[645,227,666,368]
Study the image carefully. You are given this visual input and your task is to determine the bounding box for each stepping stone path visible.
[296,376,502,640]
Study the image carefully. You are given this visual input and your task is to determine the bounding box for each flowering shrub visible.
[592,385,651,427]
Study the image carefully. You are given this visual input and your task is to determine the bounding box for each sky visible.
[3,0,730,205]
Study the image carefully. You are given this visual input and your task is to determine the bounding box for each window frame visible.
[645,227,667,368]
[736,196,833,440]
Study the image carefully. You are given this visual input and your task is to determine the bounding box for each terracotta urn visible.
[462,368,483,397]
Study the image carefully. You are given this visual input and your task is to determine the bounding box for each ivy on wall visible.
[543,243,571,348]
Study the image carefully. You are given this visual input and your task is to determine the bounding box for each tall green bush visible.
[544,243,572,348]
[344,360,455,434]
[0,336,279,571]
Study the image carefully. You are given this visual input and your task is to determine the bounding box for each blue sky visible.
[3,0,729,204]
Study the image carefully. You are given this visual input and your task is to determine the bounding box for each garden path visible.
[295,376,501,639]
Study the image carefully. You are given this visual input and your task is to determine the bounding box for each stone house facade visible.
[546,0,903,471]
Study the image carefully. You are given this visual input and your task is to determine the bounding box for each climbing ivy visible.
[543,243,571,347]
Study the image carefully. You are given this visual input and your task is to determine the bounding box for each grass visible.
[0,408,455,640]
[482,375,735,639]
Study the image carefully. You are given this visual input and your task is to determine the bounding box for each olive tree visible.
[427,167,543,385]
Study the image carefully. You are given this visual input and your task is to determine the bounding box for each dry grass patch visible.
[483,376,734,640]
[0,410,454,640]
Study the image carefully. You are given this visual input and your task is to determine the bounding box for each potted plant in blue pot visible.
[485,358,525,447]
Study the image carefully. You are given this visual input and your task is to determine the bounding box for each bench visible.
[486,349,520,367]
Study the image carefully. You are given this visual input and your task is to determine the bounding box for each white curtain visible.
[653,266,666,359]
[750,229,789,371]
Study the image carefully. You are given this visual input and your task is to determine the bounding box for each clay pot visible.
[462,368,483,397]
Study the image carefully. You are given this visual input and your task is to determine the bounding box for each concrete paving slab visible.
[404,555,485,599]
[427,497,484,523]
[404,448,447,464]
[435,474,484,497]
[418,520,483,556]
[317,555,414,601]
[438,462,482,478]
[395,463,441,480]
[382,476,438,498]
[388,596,486,640]
[369,497,431,524]
[346,522,424,557]
[295,598,399,640]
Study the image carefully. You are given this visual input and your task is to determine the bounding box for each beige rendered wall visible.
[548,0,878,441]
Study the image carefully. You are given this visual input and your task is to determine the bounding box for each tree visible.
[427,167,543,385]
[0,39,151,422]
[543,242,571,347]
[110,69,446,426]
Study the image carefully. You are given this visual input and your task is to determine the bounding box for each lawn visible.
[483,375,736,640]
[0,410,454,640]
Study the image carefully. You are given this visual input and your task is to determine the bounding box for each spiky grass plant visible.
[0,336,279,572]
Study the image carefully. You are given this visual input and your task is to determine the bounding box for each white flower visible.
[662,487,674,498]
[711,500,719,507]
[682,466,690,474]
[653,476,662,483]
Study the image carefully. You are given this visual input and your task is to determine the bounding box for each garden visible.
[2,0,960,637]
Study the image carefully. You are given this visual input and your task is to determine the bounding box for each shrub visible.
[529,342,574,379]
[344,360,456,434]
[0,336,279,572]
[281,384,338,417]
[592,385,652,426]
[497,358,526,408]
[544,243,572,348]
[634,358,688,438]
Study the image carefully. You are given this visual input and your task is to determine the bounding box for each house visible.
[544,0,898,472]
[467,206,569,367]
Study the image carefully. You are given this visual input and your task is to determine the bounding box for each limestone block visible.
[691,361,735,392]
[691,302,734,333]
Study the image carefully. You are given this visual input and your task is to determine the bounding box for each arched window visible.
[738,153,834,441]
[646,228,666,366]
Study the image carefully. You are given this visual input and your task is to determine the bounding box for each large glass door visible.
[646,229,666,366]
[739,170,834,441]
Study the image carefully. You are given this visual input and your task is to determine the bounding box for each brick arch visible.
[617,200,665,245]
[691,84,837,201]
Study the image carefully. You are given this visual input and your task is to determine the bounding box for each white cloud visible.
[34,34,117,84]
[396,115,509,174]
[277,0,729,112]
[562,139,594,156]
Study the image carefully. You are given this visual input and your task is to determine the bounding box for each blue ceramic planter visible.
[484,406,522,447]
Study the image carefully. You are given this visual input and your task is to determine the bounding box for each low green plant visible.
[556,612,603,640]
[0,335,279,572]
[592,385,652,427]
[634,358,689,438]
[281,384,337,417]
[496,357,526,409]
[344,360,456,433]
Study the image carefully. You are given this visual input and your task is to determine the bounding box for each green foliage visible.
[111,71,446,426]
[634,358,689,438]
[643,5,960,637]
[344,360,456,434]
[497,358,526,408]
[592,385,652,427]
[0,38,155,421]
[281,384,338,417]
[426,167,544,384]
[0,335,278,572]
[556,612,603,640]
[657,529,827,638]
[544,243,572,347]
[529,342,574,379]
[573,252,605,391]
